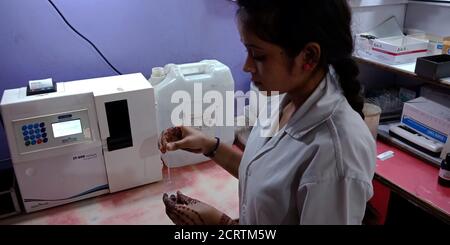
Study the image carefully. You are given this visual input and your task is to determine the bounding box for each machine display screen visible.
[52,119,82,138]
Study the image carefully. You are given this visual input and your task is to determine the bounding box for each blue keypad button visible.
[31,140,36,145]
[41,128,46,133]
[27,124,33,130]
[24,136,30,141]
[43,138,48,143]
[36,134,41,138]
[25,141,31,146]
[30,135,35,140]
[29,129,34,134]
[23,131,29,136]
[40,122,45,127]
[42,133,47,138]
[22,125,27,131]
[34,123,39,129]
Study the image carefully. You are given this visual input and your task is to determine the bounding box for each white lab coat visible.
[238,68,376,225]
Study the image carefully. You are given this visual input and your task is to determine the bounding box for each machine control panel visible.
[13,109,92,154]
[21,122,48,146]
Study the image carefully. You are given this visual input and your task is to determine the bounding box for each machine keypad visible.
[22,122,48,146]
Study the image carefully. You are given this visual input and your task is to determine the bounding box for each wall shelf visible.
[355,54,449,167]
[408,0,450,7]
[349,0,408,8]
[354,55,450,89]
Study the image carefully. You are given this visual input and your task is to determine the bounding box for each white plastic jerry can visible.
[149,60,235,167]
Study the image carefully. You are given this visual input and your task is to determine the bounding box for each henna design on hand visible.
[177,206,206,225]
[167,209,191,225]
[163,191,234,225]
[218,213,238,225]
[160,127,183,153]
[165,127,183,142]
[176,191,199,205]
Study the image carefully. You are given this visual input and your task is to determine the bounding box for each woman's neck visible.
[286,67,327,109]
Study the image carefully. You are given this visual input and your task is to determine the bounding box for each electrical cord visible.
[48,0,122,75]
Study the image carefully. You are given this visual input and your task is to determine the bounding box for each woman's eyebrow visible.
[245,43,265,51]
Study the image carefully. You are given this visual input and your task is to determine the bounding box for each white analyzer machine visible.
[0,73,162,213]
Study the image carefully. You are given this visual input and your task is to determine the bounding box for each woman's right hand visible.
[159,126,216,155]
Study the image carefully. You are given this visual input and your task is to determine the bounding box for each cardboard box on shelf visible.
[443,40,450,55]
[407,31,448,56]
[371,36,429,64]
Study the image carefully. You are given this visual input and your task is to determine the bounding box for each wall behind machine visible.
[0,0,250,163]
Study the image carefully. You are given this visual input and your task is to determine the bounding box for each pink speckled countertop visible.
[376,141,450,221]
[0,161,239,225]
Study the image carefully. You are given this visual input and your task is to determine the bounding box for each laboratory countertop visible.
[375,140,450,222]
[0,161,239,225]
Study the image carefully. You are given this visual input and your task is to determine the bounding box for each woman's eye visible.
[246,48,266,61]
[252,54,266,61]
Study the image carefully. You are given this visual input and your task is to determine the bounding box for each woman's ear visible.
[295,42,321,72]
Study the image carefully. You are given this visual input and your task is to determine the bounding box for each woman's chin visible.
[253,82,265,91]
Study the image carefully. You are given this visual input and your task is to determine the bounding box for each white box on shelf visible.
[371,36,429,64]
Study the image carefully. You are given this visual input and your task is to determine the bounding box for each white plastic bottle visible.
[148,67,166,86]
[150,60,235,167]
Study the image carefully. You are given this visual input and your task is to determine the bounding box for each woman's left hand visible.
[163,191,236,225]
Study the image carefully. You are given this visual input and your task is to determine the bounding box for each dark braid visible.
[331,57,365,119]
[237,0,365,118]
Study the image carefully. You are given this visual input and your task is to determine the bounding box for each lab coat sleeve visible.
[297,177,372,225]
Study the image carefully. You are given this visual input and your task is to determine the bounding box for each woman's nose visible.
[243,55,256,74]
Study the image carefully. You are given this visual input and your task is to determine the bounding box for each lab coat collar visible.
[284,67,344,139]
[246,68,344,165]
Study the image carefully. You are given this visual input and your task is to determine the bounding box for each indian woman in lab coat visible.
[161,0,376,225]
